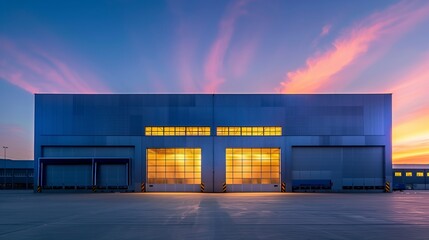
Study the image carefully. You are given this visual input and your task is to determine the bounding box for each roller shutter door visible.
[291,146,384,191]
[97,164,128,187]
[44,164,92,188]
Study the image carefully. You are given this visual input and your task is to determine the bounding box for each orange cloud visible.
[276,0,429,164]
[389,55,429,164]
[0,38,110,93]
[279,0,429,93]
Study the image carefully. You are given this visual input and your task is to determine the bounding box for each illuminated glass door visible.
[147,148,201,185]
[226,148,280,187]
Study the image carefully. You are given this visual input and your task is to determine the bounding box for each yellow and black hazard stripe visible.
[281,182,286,192]
[200,182,205,192]
[222,182,227,193]
[141,182,146,192]
[92,185,97,192]
[37,186,41,193]
[385,181,391,192]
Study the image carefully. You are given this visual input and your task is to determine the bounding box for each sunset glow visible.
[1,0,428,163]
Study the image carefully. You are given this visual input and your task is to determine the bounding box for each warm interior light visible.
[145,126,210,136]
[147,148,201,184]
[216,127,282,136]
[226,148,280,185]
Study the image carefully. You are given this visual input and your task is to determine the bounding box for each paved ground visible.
[1,191,429,240]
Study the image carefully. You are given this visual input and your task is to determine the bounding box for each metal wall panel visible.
[364,96,385,135]
[42,146,134,158]
[36,94,389,137]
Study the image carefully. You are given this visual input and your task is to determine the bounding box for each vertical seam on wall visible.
[212,94,215,192]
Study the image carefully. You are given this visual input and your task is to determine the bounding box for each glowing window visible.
[229,127,241,136]
[176,127,186,136]
[145,127,210,136]
[427,172,429,177]
[226,148,280,185]
[406,172,413,177]
[252,127,264,136]
[416,172,424,177]
[146,148,201,184]
[217,127,228,136]
[394,172,402,177]
[241,127,252,136]
[216,127,282,136]
[164,127,175,136]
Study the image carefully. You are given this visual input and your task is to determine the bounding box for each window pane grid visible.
[226,148,280,185]
[147,148,201,184]
[216,127,282,136]
[145,127,210,136]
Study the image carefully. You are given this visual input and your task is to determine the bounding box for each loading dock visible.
[39,157,130,191]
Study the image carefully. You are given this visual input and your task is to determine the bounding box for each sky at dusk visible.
[1,0,429,163]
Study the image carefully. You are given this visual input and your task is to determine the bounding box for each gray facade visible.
[34,94,392,192]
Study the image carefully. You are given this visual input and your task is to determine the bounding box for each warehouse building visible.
[0,159,34,190]
[34,94,392,192]
[393,164,429,190]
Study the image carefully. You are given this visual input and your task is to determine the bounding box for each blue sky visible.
[1,0,429,163]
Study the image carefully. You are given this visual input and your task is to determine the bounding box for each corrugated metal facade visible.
[34,94,392,192]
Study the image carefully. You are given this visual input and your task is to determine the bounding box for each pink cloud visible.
[203,0,250,93]
[228,37,259,79]
[177,34,198,92]
[1,72,40,93]
[279,0,429,93]
[172,8,199,92]
[389,57,429,118]
[0,38,110,94]
[320,24,332,37]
